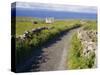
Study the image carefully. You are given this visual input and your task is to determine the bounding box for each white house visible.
[45,17,54,24]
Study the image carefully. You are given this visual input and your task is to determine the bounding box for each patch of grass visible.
[15,17,44,35]
[68,33,95,69]
[83,20,97,30]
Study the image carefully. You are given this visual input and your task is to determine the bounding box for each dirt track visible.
[37,28,79,71]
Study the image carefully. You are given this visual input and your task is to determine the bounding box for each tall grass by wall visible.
[68,33,95,69]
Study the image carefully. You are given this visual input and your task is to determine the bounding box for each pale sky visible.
[12,2,97,14]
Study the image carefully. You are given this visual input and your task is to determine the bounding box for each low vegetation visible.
[82,20,97,30]
[68,20,97,69]
[15,17,80,35]
[68,33,95,69]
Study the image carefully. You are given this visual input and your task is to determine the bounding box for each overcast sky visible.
[12,2,97,14]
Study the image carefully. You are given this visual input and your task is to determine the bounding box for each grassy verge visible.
[68,33,95,69]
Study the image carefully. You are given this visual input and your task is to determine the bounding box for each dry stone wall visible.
[16,26,53,41]
[77,28,97,67]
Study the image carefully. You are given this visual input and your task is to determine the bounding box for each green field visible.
[82,20,97,30]
[16,17,81,36]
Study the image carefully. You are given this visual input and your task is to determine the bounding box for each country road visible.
[38,28,79,71]
[16,27,80,72]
